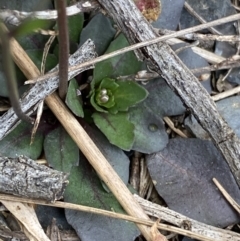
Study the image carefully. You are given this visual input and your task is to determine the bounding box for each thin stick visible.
[0,193,215,241]
[192,59,240,74]
[213,178,240,214]
[135,194,240,241]
[30,12,240,83]
[157,29,240,42]
[184,2,222,35]
[163,117,188,138]
[212,86,240,101]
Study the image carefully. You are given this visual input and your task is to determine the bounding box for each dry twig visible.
[184,1,222,35]
[134,195,240,241]
[1,193,237,241]
[24,12,240,85]
[213,178,240,214]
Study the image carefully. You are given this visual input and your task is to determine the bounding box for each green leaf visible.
[13,19,51,37]
[90,78,148,113]
[68,14,84,44]
[44,125,79,173]
[26,49,58,72]
[99,77,119,90]
[144,78,185,116]
[65,157,123,209]
[79,13,116,55]
[17,32,49,50]
[65,79,84,117]
[64,156,139,241]
[92,34,142,87]
[54,13,83,53]
[109,80,148,113]
[92,112,134,150]
[0,122,43,159]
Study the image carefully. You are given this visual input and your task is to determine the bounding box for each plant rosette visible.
[90,77,148,114]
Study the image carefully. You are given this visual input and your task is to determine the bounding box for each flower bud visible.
[100,95,109,103]
[100,88,107,96]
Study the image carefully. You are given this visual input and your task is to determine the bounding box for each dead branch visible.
[0,156,68,202]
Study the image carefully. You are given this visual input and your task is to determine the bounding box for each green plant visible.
[90,77,148,114]
[75,33,147,150]
[89,77,148,150]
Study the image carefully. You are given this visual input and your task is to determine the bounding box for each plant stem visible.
[56,0,69,99]
[0,23,33,124]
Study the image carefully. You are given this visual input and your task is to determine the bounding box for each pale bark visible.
[0,156,68,202]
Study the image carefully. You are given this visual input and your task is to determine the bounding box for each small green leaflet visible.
[65,79,84,118]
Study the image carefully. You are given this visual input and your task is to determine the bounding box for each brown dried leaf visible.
[2,201,50,241]
[133,0,161,21]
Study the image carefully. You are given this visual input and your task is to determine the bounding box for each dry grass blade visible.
[28,12,240,84]
[184,1,222,35]
[31,35,55,143]
[1,200,50,241]
[163,117,188,138]
[213,178,240,214]
[0,193,217,241]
